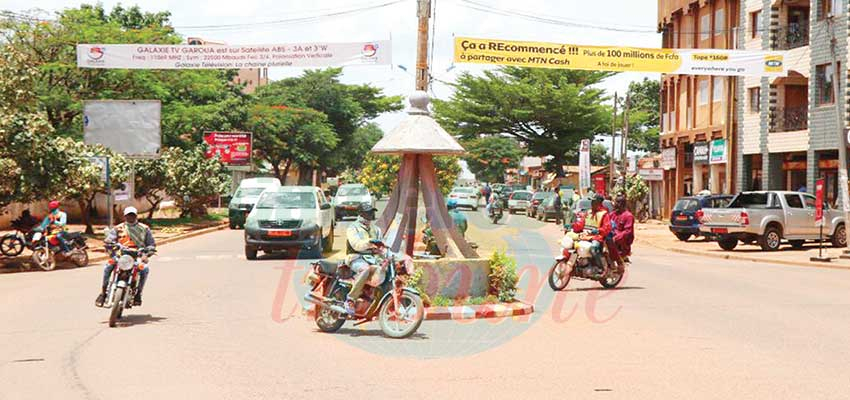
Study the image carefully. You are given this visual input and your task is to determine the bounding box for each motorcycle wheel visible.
[109,287,124,327]
[599,269,624,289]
[31,248,55,271]
[72,249,89,267]
[547,259,572,291]
[379,290,424,339]
[0,235,24,257]
[315,290,346,333]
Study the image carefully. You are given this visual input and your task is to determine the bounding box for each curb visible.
[636,237,850,272]
[88,221,229,264]
[303,300,534,321]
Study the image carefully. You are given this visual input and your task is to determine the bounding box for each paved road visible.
[2,207,849,399]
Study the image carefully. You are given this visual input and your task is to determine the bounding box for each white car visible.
[448,187,479,210]
[507,190,533,214]
[333,183,374,221]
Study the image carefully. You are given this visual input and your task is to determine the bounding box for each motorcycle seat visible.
[315,260,341,275]
[64,232,83,240]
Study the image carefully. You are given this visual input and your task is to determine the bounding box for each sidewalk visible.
[636,222,850,270]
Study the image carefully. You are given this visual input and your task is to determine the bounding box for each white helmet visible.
[123,206,138,216]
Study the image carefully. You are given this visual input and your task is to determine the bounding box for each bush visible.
[488,250,519,302]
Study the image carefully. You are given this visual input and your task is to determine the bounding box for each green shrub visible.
[407,266,431,306]
[488,250,519,302]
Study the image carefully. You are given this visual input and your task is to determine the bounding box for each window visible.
[673,199,700,212]
[820,0,841,19]
[672,26,679,48]
[713,77,724,102]
[784,194,804,209]
[751,11,761,39]
[700,14,711,41]
[698,79,710,105]
[816,63,837,105]
[715,9,725,36]
[748,87,761,112]
[803,194,817,209]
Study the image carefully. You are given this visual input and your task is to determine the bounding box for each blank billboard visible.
[84,100,161,156]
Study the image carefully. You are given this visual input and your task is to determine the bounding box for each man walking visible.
[553,188,563,225]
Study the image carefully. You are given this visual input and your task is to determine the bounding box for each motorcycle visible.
[100,243,155,328]
[488,203,503,224]
[0,229,37,257]
[29,227,89,271]
[303,240,424,339]
[548,232,626,291]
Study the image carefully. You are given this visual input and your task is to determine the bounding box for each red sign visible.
[593,175,607,197]
[815,178,825,225]
[204,132,252,165]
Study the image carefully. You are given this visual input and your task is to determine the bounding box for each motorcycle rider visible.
[39,200,71,255]
[344,203,384,315]
[583,194,612,270]
[487,192,501,216]
[95,207,155,307]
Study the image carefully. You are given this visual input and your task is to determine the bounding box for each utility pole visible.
[828,16,850,256]
[621,92,631,190]
[415,0,432,91]
[610,92,618,192]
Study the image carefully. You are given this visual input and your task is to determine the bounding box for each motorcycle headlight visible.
[117,255,135,271]
[32,232,42,241]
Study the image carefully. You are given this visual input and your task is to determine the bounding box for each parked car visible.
[243,186,335,260]
[699,191,846,251]
[332,183,374,221]
[668,194,733,241]
[228,177,281,229]
[527,192,556,218]
[536,196,562,222]
[507,190,533,214]
[448,187,479,210]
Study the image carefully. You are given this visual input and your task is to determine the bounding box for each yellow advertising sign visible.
[454,37,787,77]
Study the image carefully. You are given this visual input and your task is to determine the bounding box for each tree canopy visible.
[623,78,661,153]
[462,136,524,183]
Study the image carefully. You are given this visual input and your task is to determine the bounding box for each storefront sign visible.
[693,142,709,164]
[579,139,591,190]
[78,41,391,69]
[815,178,825,226]
[454,37,787,77]
[638,168,664,181]
[204,132,252,166]
[661,147,677,170]
[593,174,607,197]
[709,139,727,164]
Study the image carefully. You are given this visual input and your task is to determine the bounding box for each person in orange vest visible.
[584,194,612,270]
[95,207,155,307]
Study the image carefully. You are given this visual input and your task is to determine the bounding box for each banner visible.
[78,41,391,69]
[693,142,709,164]
[709,139,727,164]
[594,174,607,197]
[579,139,591,190]
[454,37,787,77]
[815,178,825,226]
[204,132,252,166]
[638,168,664,181]
[661,147,677,170]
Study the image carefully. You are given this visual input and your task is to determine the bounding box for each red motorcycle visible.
[548,231,626,291]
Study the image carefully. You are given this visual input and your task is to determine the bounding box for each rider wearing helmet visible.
[40,200,70,255]
[584,194,612,269]
[446,199,468,237]
[344,203,383,315]
[95,207,155,307]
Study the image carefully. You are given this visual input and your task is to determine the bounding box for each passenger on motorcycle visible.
[584,194,612,269]
[40,200,71,255]
[95,207,155,307]
[344,203,384,315]
[612,195,635,260]
[486,193,500,215]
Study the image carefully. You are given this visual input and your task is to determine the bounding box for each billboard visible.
[204,132,252,166]
[84,100,161,157]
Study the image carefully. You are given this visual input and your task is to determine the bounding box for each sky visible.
[2,0,661,149]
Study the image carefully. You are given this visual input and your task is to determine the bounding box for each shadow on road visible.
[100,314,168,327]
[329,327,429,340]
[566,286,645,292]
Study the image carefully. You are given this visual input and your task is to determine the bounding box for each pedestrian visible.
[553,188,563,225]
[483,183,492,205]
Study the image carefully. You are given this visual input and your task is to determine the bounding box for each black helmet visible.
[358,203,378,220]
[592,194,605,204]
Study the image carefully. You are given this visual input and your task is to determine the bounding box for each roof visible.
[272,186,320,193]
[370,91,465,155]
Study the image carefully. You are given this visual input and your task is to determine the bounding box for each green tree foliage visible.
[161,146,231,217]
[434,67,614,176]
[624,78,661,153]
[590,143,612,166]
[462,136,524,183]
[254,68,402,174]
[359,155,461,196]
[133,157,169,219]
[246,105,338,182]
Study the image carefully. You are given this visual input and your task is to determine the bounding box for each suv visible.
[228,177,281,229]
[668,195,733,241]
[507,190,533,214]
[333,183,373,221]
[244,186,334,260]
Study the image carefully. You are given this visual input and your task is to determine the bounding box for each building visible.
[658,0,740,218]
[187,37,269,94]
[659,0,850,216]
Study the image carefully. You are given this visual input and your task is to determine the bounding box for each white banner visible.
[661,147,677,170]
[579,139,591,190]
[77,40,391,69]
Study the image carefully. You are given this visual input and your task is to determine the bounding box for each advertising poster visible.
[204,132,252,166]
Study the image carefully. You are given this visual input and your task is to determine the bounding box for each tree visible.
[434,67,615,176]
[359,155,461,196]
[590,143,611,166]
[462,136,524,183]
[246,105,338,183]
[254,68,403,175]
[133,157,169,219]
[161,146,231,217]
[624,78,661,153]
[58,142,130,234]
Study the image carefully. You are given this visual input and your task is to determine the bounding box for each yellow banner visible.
[454,37,787,77]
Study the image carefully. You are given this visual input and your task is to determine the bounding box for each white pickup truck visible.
[698,191,846,251]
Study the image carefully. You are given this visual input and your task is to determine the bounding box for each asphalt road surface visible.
[2,207,849,399]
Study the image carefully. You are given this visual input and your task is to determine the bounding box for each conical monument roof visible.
[370,91,465,155]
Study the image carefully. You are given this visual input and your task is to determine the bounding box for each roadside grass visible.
[145,210,227,229]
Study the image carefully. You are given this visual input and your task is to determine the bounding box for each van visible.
[228,177,281,229]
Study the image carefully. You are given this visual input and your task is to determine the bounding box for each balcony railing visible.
[773,23,809,50]
[770,106,808,132]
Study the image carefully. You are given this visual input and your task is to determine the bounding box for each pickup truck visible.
[698,191,846,251]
